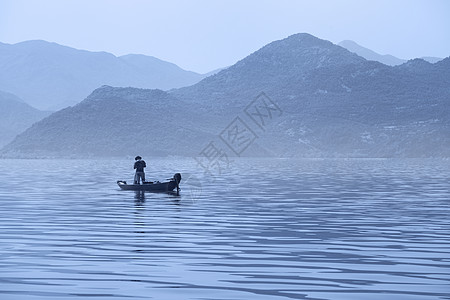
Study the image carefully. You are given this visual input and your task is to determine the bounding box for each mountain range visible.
[1,33,449,158]
[0,40,211,110]
[0,90,50,148]
[338,40,443,66]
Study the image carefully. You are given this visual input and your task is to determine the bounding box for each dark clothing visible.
[133,159,146,184]
[134,172,145,184]
[134,160,146,172]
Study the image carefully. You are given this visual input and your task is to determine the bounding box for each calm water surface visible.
[0,158,449,300]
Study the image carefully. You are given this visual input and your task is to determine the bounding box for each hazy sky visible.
[1,0,449,73]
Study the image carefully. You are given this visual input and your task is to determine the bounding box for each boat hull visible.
[117,180,177,192]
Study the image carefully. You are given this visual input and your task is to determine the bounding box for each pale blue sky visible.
[1,0,449,73]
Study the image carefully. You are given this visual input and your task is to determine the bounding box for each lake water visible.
[0,158,449,300]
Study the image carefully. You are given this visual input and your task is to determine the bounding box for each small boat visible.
[117,173,181,195]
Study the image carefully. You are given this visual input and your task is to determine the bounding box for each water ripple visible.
[0,158,449,299]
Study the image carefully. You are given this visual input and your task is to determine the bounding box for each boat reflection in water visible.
[134,190,145,204]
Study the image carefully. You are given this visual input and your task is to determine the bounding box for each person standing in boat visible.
[133,156,146,184]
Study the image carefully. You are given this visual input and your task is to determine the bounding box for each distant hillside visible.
[0,40,207,110]
[175,33,365,109]
[1,86,215,157]
[339,40,443,65]
[420,56,444,64]
[338,40,406,66]
[2,33,449,158]
[0,90,50,148]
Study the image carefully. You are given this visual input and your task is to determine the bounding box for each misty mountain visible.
[338,40,406,66]
[0,40,207,110]
[1,86,215,157]
[174,34,366,109]
[2,33,449,158]
[420,56,444,64]
[0,90,50,148]
[339,40,443,66]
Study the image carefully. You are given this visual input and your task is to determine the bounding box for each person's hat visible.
[135,156,142,160]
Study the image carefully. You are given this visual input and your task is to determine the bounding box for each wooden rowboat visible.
[117,173,181,195]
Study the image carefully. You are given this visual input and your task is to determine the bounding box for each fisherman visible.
[133,156,146,184]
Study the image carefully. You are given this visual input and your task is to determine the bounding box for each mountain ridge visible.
[2,33,449,158]
[0,40,211,110]
[338,40,443,66]
[0,90,51,148]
